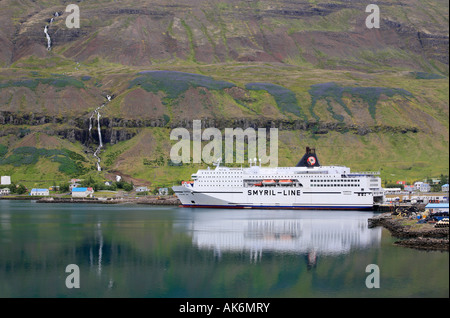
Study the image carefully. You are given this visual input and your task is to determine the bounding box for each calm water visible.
[0,200,448,298]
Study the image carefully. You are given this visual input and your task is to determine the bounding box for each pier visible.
[368,213,448,251]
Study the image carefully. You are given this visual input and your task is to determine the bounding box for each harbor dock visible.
[369,212,449,251]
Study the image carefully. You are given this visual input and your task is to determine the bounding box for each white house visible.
[1,176,11,185]
[383,188,402,194]
[30,189,49,196]
[419,183,431,193]
[442,184,449,192]
[136,186,148,192]
[158,188,169,195]
[72,187,94,198]
[0,188,10,195]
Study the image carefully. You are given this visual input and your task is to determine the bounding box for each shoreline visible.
[0,195,181,205]
[368,213,449,251]
[37,196,182,205]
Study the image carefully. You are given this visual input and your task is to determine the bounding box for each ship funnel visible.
[296,147,320,167]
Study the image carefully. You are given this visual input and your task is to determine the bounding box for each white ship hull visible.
[173,186,374,210]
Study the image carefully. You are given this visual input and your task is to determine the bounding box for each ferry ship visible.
[172,147,384,210]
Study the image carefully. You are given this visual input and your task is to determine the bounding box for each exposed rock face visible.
[0,111,420,146]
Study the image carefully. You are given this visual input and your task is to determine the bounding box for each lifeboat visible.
[262,179,277,186]
[254,182,263,187]
[279,179,293,185]
[182,181,194,185]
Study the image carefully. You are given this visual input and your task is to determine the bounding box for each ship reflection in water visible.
[176,210,382,265]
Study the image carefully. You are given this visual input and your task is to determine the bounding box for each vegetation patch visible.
[245,82,305,119]
[309,82,413,121]
[410,72,446,80]
[128,71,235,101]
[0,75,85,91]
[0,144,7,158]
[0,147,88,177]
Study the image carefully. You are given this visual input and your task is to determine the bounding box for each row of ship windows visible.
[311,179,360,183]
[201,176,240,178]
[311,184,360,187]
[198,184,241,187]
[200,180,241,183]
[202,171,241,174]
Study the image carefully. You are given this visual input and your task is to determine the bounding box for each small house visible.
[72,187,94,198]
[136,186,148,192]
[158,188,168,195]
[442,184,449,192]
[0,188,10,195]
[383,188,402,194]
[30,189,50,196]
[404,185,415,192]
[419,183,431,193]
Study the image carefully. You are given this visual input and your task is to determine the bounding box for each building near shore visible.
[0,188,10,195]
[419,183,431,193]
[136,186,148,192]
[71,187,94,198]
[383,188,402,194]
[30,189,50,196]
[442,184,449,192]
[159,188,169,195]
[425,203,449,213]
[1,176,11,185]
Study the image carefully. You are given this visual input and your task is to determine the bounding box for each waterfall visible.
[44,25,51,50]
[44,12,59,51]
[90,95,113,172]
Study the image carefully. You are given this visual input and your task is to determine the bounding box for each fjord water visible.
[0,200,448,298]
